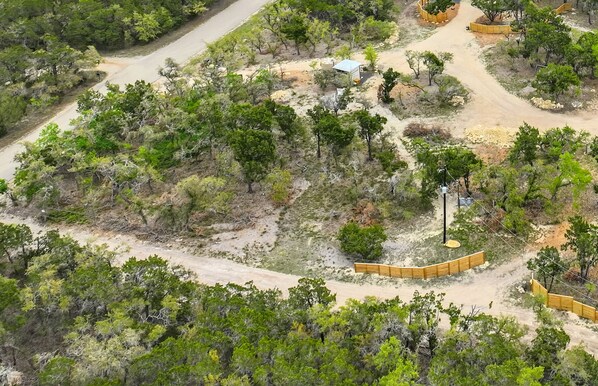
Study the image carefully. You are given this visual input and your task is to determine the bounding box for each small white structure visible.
[333,59,362,84]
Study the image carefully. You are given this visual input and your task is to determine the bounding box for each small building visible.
[333,59,362,84]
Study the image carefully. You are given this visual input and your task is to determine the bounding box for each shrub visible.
[357,17,395,42]
[0,179,7,194]
[313,68,347,90]
[435,75,469,106]
[404,123,451,141]
[424,0,455,15]
[375,150,407,176]
[532,64,580,102]
[265,168,293,206]
[338,222,387,261]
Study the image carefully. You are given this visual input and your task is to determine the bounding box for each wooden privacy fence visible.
[354,251,485,279]
[530,279,598,323]
[418,0,449,24]
[469,22,512,34]
[555,2,573,14]
[471,3,571,34]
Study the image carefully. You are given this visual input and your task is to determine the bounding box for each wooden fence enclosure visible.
[417,0,449,24]
[470,3,571,34]
[530,279,598,323]
[354,251,485,279]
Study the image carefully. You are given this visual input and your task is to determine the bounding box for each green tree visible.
[338,222,387,261]
[171,176,232,229]
[545,152,592,209]
[558,345,598,385]
[272,104,299,142]
[281,15,309,55]
[379,67,401,103]
[441,146,482,195]
[532,64,580,101]
[363,44,378,70]
[265,168,293,206]
[424,0,455,15]
[308,105,337,158]
[521,6,571,65]
[0,223,33,270]
[320,114,355,156]
[374,337,420,385]
[228,129,277,193]
[472,0,509,23]
[509,123,541,166]
[34,34,83,86]
[306,18,333,54]
[0,92,27,137]
[429,315,528,385]
[129,11,162,42]
[353,109,387,160]
[405,50,424,79]
[422,51,453,86]
[527,246,568,292]
[288,277,336,309]
[526,325,570,383]
[121,255,195,324]
[408,141,481,198]
[562,216,598,280]
[566,31,598,76]
[227,103,273,132]
[0,179,7,194]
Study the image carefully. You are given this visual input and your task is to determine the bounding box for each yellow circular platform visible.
[444,239,461,248]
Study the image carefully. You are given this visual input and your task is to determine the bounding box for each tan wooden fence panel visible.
[354,251,485,279]
[583,305,596,321]
[469,22,512,34]
[555,2,572,14]
[530,279,598,323]
[437,262,450,276]
[379,265,391,277]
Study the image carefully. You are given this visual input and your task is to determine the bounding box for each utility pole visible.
[441,168,447,245]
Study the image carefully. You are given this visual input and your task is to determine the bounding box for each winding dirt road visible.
[2,213,598,354]
[375,3,597,135]
[2,0,598,353]
[0,0,271,181]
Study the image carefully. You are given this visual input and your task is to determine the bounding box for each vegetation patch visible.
[475,2,598,112]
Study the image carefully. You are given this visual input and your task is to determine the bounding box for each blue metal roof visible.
[333,59,361,72]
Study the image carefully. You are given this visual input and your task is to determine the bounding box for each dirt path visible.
[2,213,597,354]
[0,0,271,181]
[400,3,597,135]
[2,0,598,354]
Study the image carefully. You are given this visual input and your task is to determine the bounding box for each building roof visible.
[333,59,361,73]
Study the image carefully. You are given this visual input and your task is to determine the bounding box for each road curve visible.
[2,213,598,356]
[0,0,271,181]
[3,0,598,355]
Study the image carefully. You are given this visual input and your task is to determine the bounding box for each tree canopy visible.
[2,222,597,384]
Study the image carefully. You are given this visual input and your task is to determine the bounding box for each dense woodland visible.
[1,223,598,385]
[5,0,598,384]
[0,0,400,138]
[0,0,217,137]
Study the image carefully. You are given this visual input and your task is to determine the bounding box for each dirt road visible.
[372,3,597,136]
[2,213,598,355]
[2,0,598,354]
[0,0,271,181]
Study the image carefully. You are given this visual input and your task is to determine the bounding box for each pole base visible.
[444,239,461,248]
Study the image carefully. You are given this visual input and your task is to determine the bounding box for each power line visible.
[444,170,597,304]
